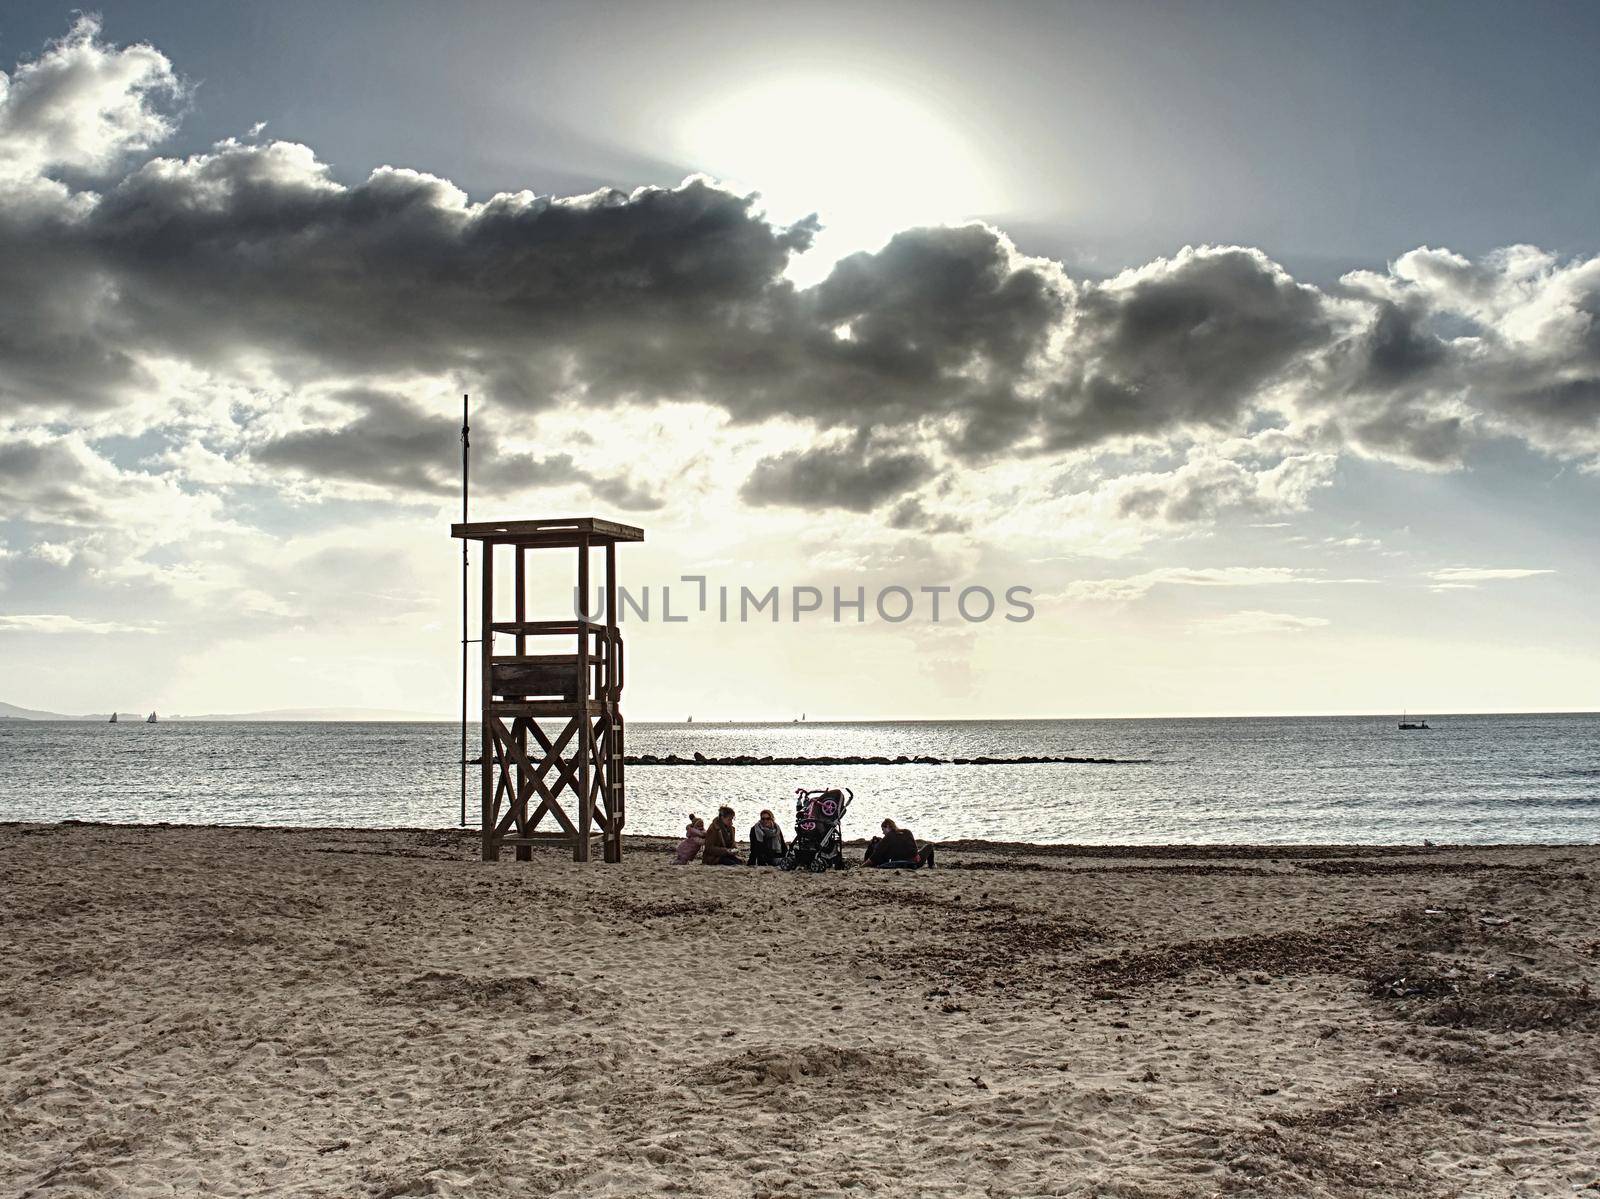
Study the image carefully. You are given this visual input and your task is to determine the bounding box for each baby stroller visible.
[780,787,853,873]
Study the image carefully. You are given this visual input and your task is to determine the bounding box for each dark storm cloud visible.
[1352,301,1451,385]
[251,389,663,509]
[6,20,1600,521]
[787,226,1067,432]
[1044,247,1338,452]
[4,147,816,411]
[0,439,103,524]
[886,496,970,534]
[251,390,466,495]
[739,438,936,512]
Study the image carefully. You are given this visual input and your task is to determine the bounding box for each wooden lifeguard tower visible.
[451,517,644,863]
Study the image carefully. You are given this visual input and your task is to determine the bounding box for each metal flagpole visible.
[460,394,470,828]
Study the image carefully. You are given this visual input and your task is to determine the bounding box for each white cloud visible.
[1099,444,1337,526]
[0,433,236,547]
[0,613,157,634]
[1194,609,1331,635]
[1428,566,1554,583]
[1425,566,1555,592]
[28,542,77,567]
[1325,535,1382,550]
[1051,565,1373,604]
[0,15,183,188]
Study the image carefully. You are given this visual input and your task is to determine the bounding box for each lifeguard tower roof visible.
[450,516,645,547]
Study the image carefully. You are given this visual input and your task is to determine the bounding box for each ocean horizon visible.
[5,711,1596,845]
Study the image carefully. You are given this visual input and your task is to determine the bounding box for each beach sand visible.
[2,824,1598,1198]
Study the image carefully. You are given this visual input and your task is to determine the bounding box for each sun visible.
[678,74,1000,283]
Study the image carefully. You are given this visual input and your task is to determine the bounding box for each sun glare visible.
[679,76,999,283]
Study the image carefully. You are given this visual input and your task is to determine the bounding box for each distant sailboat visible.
[146,711,158,724]
[1398,710,1429,730]
[108,712,118,724]
[687,715,693,723]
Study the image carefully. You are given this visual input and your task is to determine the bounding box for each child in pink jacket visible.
[674,815,706,864]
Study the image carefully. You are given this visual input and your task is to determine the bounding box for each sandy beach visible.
[2,824,1598,1198]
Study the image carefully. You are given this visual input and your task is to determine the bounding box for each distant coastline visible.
[0,702,451,722]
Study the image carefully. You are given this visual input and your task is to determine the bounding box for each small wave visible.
[1503,795,1600,809]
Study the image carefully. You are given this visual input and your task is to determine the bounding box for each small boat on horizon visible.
[1398,711,1430,730]
[146,711,157,724]
[109,712,118,724]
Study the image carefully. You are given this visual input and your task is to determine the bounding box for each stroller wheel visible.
[806,855,830,874]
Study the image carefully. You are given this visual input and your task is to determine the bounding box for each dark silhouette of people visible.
[864,818,935,869]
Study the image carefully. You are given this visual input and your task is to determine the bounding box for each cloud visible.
[0,433,227,535]
[1425,566,1554,591]
[797,225,1069,452]
[1042,247,1341,452]
[1195,609,1331,635]
[1,137,817,416]
[1330,246,1600,463]
[1104,445,1337,525]
[886,495,970,534]
[1427,566,1554,582]
[249,389,663,509]
[3,16,1600,535]
[0,613,157,634]
[739,435,936,512]
[0,15,184,187]
[1325,535,1381,550]
[1056,565,1372,603]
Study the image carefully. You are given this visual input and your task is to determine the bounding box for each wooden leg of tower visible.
[575,708,593,862]
[513,546,530,862]
[481,542,497,861]
[574,538,591,862]
[514,717,532,861]
[603,710,623,863]
[616,711,626,861]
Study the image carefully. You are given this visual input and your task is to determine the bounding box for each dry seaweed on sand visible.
[859,887,1108,990]
[1078,922,1378,989]
[1365,958,1600,1031]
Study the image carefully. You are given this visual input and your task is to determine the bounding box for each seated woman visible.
[747,809,787,866]
[701,806,743,866]
[674,814,706,865]
[864,818,935,869]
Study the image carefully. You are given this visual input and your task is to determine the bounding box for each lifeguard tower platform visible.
[451,517,643,862]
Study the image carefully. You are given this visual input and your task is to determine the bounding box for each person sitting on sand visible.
[675,814,706,864]
[701,806,742,866]
[747,809,787,866]
[864,818,935,869]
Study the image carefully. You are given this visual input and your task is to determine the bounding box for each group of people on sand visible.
[673,806,934,869]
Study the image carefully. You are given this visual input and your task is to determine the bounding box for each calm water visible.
[1,714,1597,845]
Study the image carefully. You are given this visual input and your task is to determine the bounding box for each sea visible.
[1,713,1597,845]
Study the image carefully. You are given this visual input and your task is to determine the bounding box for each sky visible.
[1,1,1598,720]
